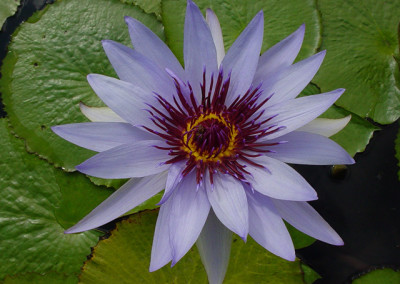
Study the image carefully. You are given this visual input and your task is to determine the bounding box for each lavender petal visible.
[197,210,232,284]
[76,140,170,179]
[65,172,167,234]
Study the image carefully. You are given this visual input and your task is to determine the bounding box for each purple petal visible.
[51,122,158,152]
[206,173,249,240]
[79,102,125,122]
[158,160,186,205]
[246,189,295,261]
[150,199,174,271]
[197,210,232,284]
[102,40,175,97]
[76,140,170,179]
[264,131,355,165]
[125,16,186,80]
[87,74,153,128]
[245,155,317,201]
[222,11,264,105]
[184,0,218,100]
[65,173,167,234]
[260,51,326,106]
[261,88,345,139]
[206,8,225,66]
[168,171,210,265]
[272,199,344,245]
[297,116,351,137]
[253,24,305,85]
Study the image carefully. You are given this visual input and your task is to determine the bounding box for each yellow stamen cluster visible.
[181,113,239,162]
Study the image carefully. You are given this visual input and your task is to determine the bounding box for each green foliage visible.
[0,0,164,178]
[2,271,77,284]
[353,268,400,284]
[0,119,109,280]
[0,0,19,27]
[314,0,400,124]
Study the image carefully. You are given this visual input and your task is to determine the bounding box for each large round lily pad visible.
[314,0,400,124]
[0,0,164,173]
[0,119,111,280]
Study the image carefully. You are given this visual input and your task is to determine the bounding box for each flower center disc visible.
[183,113,238,162]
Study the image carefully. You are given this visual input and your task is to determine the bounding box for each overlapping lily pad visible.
[0,0,164,175]
[162,0,321,64]
[352,268,400,284]
[0,0,19,28]
[314,0,400,124]
[0,118,111,280]
[120,0,161,18]
[80,210,303,283]
[2,271,77,284]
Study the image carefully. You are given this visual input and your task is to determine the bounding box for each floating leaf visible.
[2,271,77,284]
[120,0,161,18]
[353,268,400,284]
[0,0,19,28]
[0,0,164,177]
[80,210,303,283]
[301,263,321,284]
[162,0,321,64]
[0,119,108,280]
[321,106,379,157]
[314,0,400,124]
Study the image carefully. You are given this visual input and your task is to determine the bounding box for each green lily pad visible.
[301,263,321,284]
[302,84,378,157]
[80,210,303,283]
[0,0,164,176]
[162,0,321,64]
[0,0,19,28]
[314,0,400,124]
[321,106,379,157]
[352,268,400,284]
[120,0,161,18]
[2,271,77,284]
[0,118,109,280]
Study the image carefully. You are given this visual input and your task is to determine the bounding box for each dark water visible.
[297,122,400,283]
[1,1,399,283]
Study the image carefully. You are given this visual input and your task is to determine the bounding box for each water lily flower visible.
[52,1,354,283]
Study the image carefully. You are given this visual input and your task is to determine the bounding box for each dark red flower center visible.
[143,68,282,184]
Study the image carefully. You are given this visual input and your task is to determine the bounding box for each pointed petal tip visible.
[284,252,297,262]
[325,231,344,246]
[296,24,305,37]
[64,226,81,234]
[124,15,133,24]
[101,39,114,47]
[86,73,97,83]
[75,163,86,174]
[148,264,160,272]
[50,125,59,133]
[124,16,142,29]
[336,238,345,246]
[187,0,196,8]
